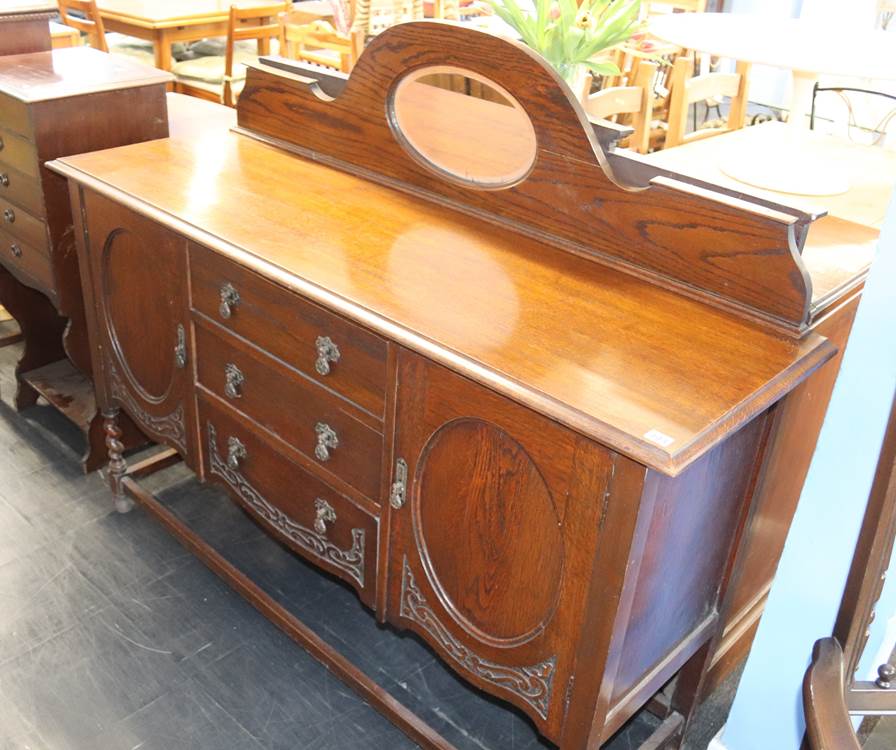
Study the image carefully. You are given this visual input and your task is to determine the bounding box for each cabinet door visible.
[82,190,193,460]
[387,351,616,740]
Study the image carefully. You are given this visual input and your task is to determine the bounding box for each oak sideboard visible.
[48,22,867,749]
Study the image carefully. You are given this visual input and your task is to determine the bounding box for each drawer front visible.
[0,163,44,217]
[199,393,378,604]
[0,195,47,252]
[0,226,54,296]
[195,317,384,501]
[190,242,388,418]
[0,96,32,140]
[0,128,39,178]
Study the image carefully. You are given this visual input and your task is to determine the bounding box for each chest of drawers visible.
[49,22,860,750]
[0,47,170,470]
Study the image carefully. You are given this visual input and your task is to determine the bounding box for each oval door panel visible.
[101,227,179,401]
[413,419,564,646]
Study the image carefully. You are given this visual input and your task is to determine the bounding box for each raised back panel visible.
[236,21,814,332]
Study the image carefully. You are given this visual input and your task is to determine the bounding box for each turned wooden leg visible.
[0,268,66,410]
[104,408,133,513]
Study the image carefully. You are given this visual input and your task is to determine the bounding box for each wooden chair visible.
[584,61,658,154]
[351,0,423,38]
[278,13,361,73]
[56,0,154,63]
[665,54,750,149]
[57,0,107,50]
[172,2,288,107]
[804,390,896,749]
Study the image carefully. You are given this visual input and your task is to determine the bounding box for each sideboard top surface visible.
[51,123,835,474]
[0,47,172,102]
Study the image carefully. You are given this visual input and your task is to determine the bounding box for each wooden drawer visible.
[0,95,32,139]
[194,316,384,501]
[190,242,388,418]
[0,226,54,296]
[0,163,44,217]
[0,195,47,252]
[0,128,39,178]
[198,392,378,605]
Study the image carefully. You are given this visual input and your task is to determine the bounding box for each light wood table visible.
[95,0,302,70]
[50,21,82,48]
[649,12,896,195]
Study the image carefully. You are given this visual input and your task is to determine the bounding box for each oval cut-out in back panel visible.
[102,228,179,399]
[415,419,564,645]
[389,66,537,188]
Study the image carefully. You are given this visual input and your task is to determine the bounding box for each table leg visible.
[257,36,271,56]
[788,69,819,129]
[153,29,173,71]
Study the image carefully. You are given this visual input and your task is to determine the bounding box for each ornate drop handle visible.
[219,283,240,319]
[3,208,14,223]
[0,173,8,188]
[314,422,339,462]
[174,324,187,369]
[315,336,340,376]
[224,362,244,399]
[314,498,337,535]
[10,243,21,259]
[389,458,408,510]
[226,435,247,470]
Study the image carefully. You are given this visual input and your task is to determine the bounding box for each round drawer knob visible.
[3,208,14,224]
[0,174,8,188]
[10,243,22,258]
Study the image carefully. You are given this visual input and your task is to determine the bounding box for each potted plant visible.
[488,0,643,96]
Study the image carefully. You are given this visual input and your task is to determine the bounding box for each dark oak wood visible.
[704,292,862,693]
[804,638,863,750]
[53,23,853,749]
[237,23,822,333]
[0,4,53,57]
[0,47,171,471]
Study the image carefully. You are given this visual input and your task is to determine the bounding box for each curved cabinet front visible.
[387,350,616,741]
[82,190,194,461]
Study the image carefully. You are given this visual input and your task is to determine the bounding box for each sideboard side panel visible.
[606,412,769,721]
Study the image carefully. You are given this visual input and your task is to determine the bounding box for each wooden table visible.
[649,12,896,195]
[640,121,896,230]
[95,0,302,70]
[50,21,81,49]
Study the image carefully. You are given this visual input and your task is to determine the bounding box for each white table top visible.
[649,12,896,79]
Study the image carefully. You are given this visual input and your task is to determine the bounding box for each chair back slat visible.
[57,0,108,52]
[223,2,290,105]
[585,61,657,154]
[665,55,751,148]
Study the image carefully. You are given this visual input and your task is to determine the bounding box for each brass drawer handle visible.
[174,324,187,369]
[227,435,247,470]
[219,282,240,320]
[0,173,8,188]
[3,208,14,224]
[10,243,21,259]
[313,497,336,535]
[314,422,339,462]
[315,335,340,376]
[224,362,244,399]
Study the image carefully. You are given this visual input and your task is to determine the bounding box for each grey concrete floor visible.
[0,332,743,749]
